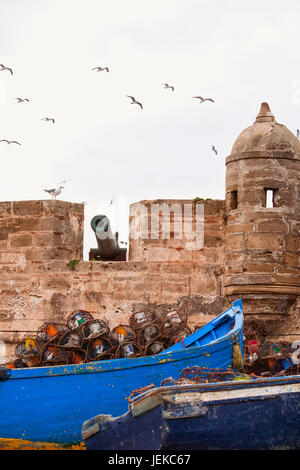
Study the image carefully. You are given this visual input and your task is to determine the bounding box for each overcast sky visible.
[0,0,300,258]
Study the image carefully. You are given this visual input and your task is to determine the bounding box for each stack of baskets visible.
[7,305,191,368]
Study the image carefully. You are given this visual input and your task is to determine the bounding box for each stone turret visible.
[225,102,300,326]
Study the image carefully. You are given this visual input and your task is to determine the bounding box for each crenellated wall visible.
[0,199,228,362]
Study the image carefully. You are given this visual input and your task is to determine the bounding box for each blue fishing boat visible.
[83,374,300,450]
[0,299,243,445]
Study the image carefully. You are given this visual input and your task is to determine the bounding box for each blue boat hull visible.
[0,300,243,444]
[84,375,300,450]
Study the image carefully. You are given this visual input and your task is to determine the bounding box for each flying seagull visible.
[0,139,21,145]
[193,96,215,103]
[163,83,174,91]
[41,117,55,123]
[0,64,13,75]
[92,66,109,72]
[126,95,143,109]
[43,185,64,199]
[14,98,29,103]
[211,145,218,155]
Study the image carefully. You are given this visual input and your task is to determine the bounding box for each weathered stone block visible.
[247,233,283,250]
[225,234,244,250]
[13,201,42,216]
[0,202,12,217]
[286,235,300,252]
[226,223,254,234]
[257,220,288,233]
[10,233,33,247]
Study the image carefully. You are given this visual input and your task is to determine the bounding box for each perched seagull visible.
[43,185,64,199]
[0,139,21,145]
[297,129,300,140]
[211,145,218,155]
[80,201,87,205]
[14,98,29,103]
[0,64,13,75]
[92,66,109,72]
[126,95,143,109]
[41,117,55,123]
[193,96,215,103]
[163,83,174,91]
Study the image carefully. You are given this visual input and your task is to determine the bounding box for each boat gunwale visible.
[127,373,300,415]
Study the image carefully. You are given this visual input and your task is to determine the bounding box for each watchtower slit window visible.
[229,190,238,210]
[264,189,277,208]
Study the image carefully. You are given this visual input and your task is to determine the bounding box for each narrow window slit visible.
[264,189,278,208]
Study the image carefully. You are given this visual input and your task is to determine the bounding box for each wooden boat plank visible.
[84,374,300,450]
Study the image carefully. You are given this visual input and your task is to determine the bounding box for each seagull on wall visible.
[211,145,218,155]
[41,117,55,123]
[0,139,21,145]
[163,83,174,91]
[193,96,215,103]
[14,98,29,103]
[297,129,300,140]
[0,64,13,75]
[126,95,143,109]
[92,66,109,72]
[43,185,64,199]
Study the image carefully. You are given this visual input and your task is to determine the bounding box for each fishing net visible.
[81,319,110,340]
[129,310,158,330]
[67,310,94,331]
[68,349,87,364]
[36,323,69,343]
[144,341,166,356]
[87,337,114,361]
[160,366,246,386]
[110,325,136,347]
[137,323,161,346]
[116,341,142,358]
[59,332,83,349]
[10,356,42,368]
[40,345,70,366]
[259,340,286,359]
[169,326,192,345]
[127,366,254,403]
[161,309,188,337]
[154,303,178,323]
[15,337,42,358]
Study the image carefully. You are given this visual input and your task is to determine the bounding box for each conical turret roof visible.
[230,102,300,156]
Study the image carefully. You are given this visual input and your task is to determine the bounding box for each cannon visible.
[89,215,127,261]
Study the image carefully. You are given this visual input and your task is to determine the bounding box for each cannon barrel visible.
[89,215,127,261]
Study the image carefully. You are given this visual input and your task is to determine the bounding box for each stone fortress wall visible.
[1,103,299,361]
